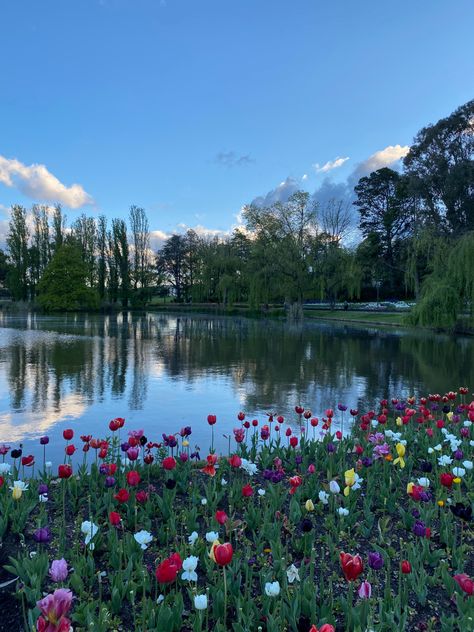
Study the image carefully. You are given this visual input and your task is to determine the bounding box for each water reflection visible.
[0,312,473,457]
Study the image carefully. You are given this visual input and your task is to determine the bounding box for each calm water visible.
[1,311,473,464]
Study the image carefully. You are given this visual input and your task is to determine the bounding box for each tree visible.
[112,218,130,307]
[51,204,66,252]
[404,99,474,233]
[129,205,152,291]
[243,191,318,318]
[72,214,97,287]
[157,234,188,301]
[97,215,108,300]
[37,244,99,311]
[6,205,30,301]
[354,168,410,292]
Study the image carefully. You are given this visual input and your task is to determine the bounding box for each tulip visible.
[207,414,217,425]
[305,499,315,512]
[211,542,233,566]
[393,442,406,468]
[340,552,363,581]
[33,527,52,543]
[368,551,384,570]
[126,470,141,487]
[215,510,228,525]
[109,511,121,526]
[181,555,199,581]
[49,559,68,582]
[58,464,72,479]
[62,429,74,441]
[114,488,130,503]
[36,588,73,632]
[264,580,281,597]
[65,445,76,456]
[194,593,208,610]
[358,580,372,599]
[162,456,176,471]
[228,454,242,468]
[401,560,412,574]
[155,553,182,583]
[454,573,474,595]
[134,530,153,550]
[242,484,253,497]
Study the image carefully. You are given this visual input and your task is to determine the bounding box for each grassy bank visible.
[304,309,408,327]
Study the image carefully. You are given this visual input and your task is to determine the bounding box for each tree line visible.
[0,99,472,326]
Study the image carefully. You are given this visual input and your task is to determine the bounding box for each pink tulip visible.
[36,588,73,631]
[358,580,372,599]
[49,559,68,583]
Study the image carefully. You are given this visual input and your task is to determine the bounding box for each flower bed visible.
[1,394,474,631]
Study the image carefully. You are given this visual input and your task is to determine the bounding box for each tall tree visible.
[97,215,108,300]
[72,214,97,287]
[404,99,474,233]
[6,205,30,300]
[243,191,318,318]
[112,218,130,307]
[51,204,66,252]
[129,205,152,293]
[157,234,188,302]
[354,168,410,292]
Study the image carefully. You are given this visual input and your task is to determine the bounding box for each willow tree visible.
[243,191,318,319]
[409,232,474,329]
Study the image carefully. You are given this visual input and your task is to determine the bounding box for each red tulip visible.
[63,429,74,441]
[109,511,121,526]
[65,445,76,456]
[207,415,217,426]
[128,436,139,448]
[102,463,117,476]
[215,510,228,525]
[335,431,342,440]
[0,476,4,488]
[114,488,130,503]
[340,552,363,581]
[290,436,298,447]
[440,473,455,488]
[243,420,250,429]
[295,406,304,414]
[251,419,258,427]
[228,454,242,468]
[21,455,34,467]
[454,573,474,595]
[401,560,412,574]
[310,417,319,427]
[136,490,149,504]
[285,428,292,437]
[155,553,182,583]
[126,470,141,487]
[144,454,154,465]
[289,475,303,494]
[99,447,108,459]
[309,625,335,632]
[58,464,72,479]
[162,457,176,471]
[237,412,245,421]
[212,542,233,566]
[242,484,253,497]
[109,419,120,432]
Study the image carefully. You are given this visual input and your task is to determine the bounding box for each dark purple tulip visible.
[295,454,303,465]
[452,414,460,423]
[121,442,130,452]
[412,508,420,518]
[442,405,450,414]
[327,442,336,453]
[38,484,48,495]
[413,520,426,537]
[361,457,373,467]
[33,527,52,543]
[105,476,116,488]
[11,448,22,459]
[430,404,439,411]
[338,404,347,412]
[248,556,257,566]
[368,551,384,570]
[454,449,464,460]
[40,436,49,445]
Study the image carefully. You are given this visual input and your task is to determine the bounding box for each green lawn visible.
[304,309,408,326]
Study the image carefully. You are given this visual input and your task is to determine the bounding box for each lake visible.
[0,311,473,464]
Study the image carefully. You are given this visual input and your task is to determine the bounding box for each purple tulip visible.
[40,436,50,445]
[454,449,464,460]
[33,527,52,543]
[38,483,48,495]
[327,442,336,453]
[413,520,427,537]
[368,551,384,570]
[49,558,68,582]
[105,476,116,488]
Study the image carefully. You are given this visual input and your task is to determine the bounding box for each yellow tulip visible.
[453,477,462,484]
[305,499,315,512]
[12,486,22,500]
[447,412,453,421]
[437,500,445,507]
[182,440,189,447]
[344,468,356,496]
[209,540,220,562]
[406,482,414,495]
[396,417,403,427]
[393,443,406,469]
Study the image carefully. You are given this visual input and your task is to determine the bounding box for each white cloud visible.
[0,155,93,208]
[314,156,350,173]
[351,144,409,181]
[250,177,300,207]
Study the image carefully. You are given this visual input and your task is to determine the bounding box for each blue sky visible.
[0,0,473,243]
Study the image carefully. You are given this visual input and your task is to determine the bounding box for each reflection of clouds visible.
[0,393,86,443]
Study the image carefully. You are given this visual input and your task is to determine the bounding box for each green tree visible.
[404,99,474,234]
[51,204,67,252]
[112,218,130,307]
[37,244,99,311]
[354,168,409,293]
[6,205,30,301]
[157,234,188,302]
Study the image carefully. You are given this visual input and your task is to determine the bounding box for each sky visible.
[0,0,473,246]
